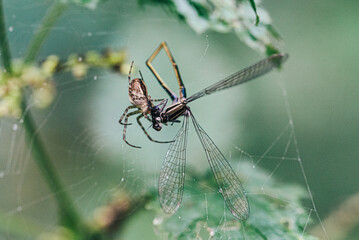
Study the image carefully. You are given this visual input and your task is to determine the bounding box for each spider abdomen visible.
[129,78,151,111]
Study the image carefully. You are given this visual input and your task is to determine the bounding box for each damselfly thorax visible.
[159,100,188,123]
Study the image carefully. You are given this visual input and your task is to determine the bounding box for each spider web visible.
[0,0,330,239]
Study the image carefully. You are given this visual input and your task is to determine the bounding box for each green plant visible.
[0,0,317,239]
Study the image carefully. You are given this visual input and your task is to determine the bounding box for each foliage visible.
[150,161,318,239]
[0,0,313,239]
[139,0,283,55]
[0,49,128,118]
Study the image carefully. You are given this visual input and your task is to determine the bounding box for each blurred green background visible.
[0,0,358,239]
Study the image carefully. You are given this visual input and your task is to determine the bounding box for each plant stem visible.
[24,1,67,64]
[0,0,12,74]
[21,101,84,232]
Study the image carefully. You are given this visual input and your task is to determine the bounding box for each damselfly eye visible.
[154,123,162,131]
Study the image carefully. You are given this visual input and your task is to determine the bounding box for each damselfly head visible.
[153,121,162,131]
[151,106,163,131]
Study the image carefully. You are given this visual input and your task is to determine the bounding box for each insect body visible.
[119,62,172,148]
[120,42,289,220]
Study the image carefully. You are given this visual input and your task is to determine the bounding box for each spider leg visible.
[123,109,142,148]
[139,69,144,80]
[119,105,137,125]
[137,114,174,144]
[151,99,168,112]
[150,98,165,102]
[128,61,134,83]
[158,99,168,112]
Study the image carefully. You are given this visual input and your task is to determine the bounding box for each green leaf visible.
[139,0,283,56]
[247,0,260,25]
[150,160,319,239]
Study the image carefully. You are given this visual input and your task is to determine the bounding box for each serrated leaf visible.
[139,0,283,56]
[247,0,260,25]
[150,160,319,239]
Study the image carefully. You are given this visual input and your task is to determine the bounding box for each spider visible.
[118,61,172,148]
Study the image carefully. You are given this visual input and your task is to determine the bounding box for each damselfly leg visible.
[146,41,187,101]
[123,42,288,220]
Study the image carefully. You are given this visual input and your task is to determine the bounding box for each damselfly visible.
[120,42,289,220]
